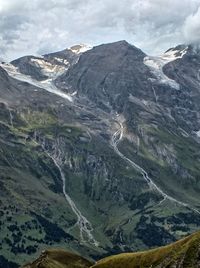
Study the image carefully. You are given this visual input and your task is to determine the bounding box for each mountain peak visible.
[111,40,130,46]
[165,43,200,58]
[164,44,188,59]
[88,40,146,59]
[99,40,142,49]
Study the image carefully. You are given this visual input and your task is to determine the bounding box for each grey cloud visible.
[0,15,29,41]
[0,0,200,60]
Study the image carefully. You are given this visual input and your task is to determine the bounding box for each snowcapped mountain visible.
[1,41,200,267]
[6,44,91,81]
[144,45,188,90]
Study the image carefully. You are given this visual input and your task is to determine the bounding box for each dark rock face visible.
[0,66,9,81]
[56,41,151,112]
[11,56,49,80]
[0,66,29,102]
[0,66,12,90]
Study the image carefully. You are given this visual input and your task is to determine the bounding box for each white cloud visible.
[0,0,200,60]
[183,6,200,44]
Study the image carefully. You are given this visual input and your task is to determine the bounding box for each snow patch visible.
[70,44,92,54]
[163,47,188,60]
[0,62,73,102]
[31,58,67,79]
[54,57,69,65]
[71,91,77,96]
[144,46,188,90]
[196,130,200,137]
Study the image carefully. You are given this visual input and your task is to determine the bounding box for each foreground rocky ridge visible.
[23,231,200,268]
[0,41,200,267]
[93,231,200,268]
[23,249,93,268]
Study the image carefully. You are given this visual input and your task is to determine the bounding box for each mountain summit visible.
[56,40,147,111]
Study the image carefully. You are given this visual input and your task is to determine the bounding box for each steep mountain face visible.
[56,40,149,112]
[0,41,200,267]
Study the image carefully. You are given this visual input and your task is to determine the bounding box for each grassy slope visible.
[120,123,200,208]
[0,107,143,265]
[22,231,200,268]
[0,110,80,265]
[92,231,200,268]
[1,106,200,266]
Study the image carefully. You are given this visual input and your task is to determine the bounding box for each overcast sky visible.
[0,0,200,61]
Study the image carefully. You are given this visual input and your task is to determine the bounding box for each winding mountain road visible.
[111,121,200,214]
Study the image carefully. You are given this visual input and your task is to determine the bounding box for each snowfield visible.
[144,47,188,90]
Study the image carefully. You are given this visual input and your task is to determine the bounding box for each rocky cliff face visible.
[56,40,149,112]
[0,41,200,267]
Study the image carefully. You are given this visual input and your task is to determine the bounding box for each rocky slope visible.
[23,249,93,268]
[0,41,200,267]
